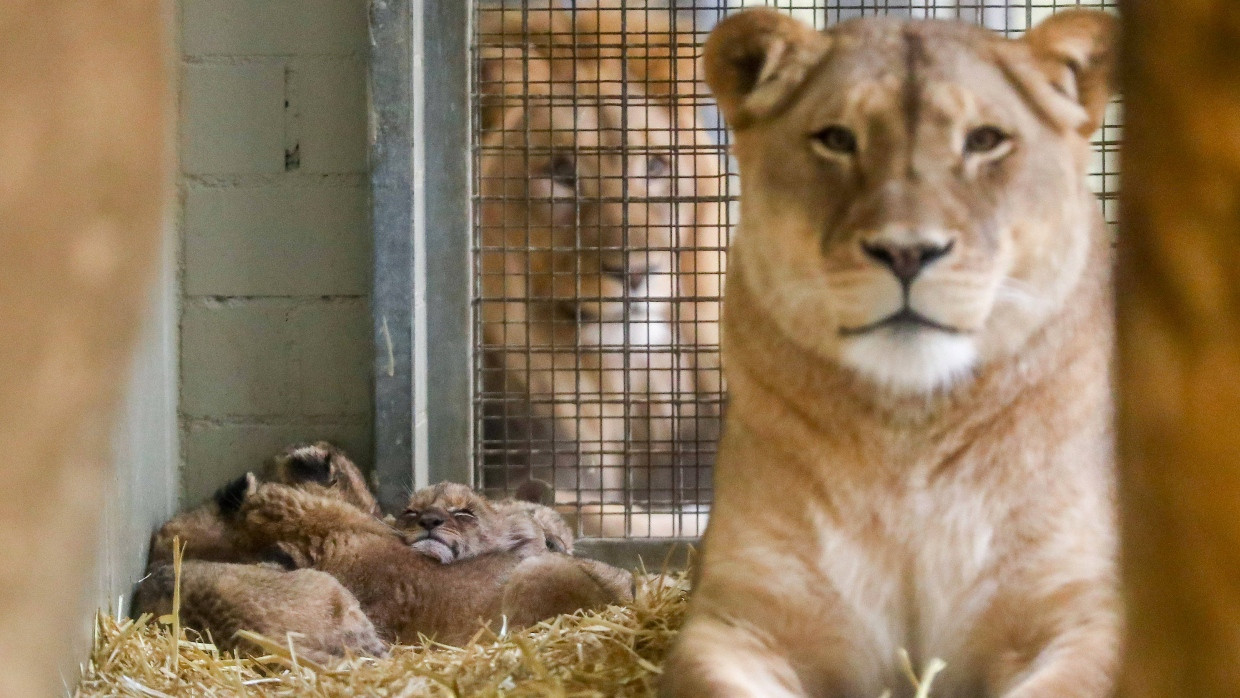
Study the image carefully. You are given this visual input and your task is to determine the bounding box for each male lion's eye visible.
[964,126,1010,155]
[811,125,858,155]
[544,155,577,187]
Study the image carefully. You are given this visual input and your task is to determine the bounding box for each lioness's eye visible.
[544,155,577,187]
[452,508,476,519]
[964,126,1010,155]
[811,125,858,155]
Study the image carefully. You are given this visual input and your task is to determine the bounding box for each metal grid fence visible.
[470,0,1119,543]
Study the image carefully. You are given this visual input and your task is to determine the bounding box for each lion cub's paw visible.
[501,555,635,628]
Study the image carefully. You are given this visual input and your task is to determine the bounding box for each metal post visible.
[421,1,474,488]
[370,0,417,512]
[372,0,473,512]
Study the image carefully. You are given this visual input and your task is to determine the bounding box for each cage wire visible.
[470,0,1120,543]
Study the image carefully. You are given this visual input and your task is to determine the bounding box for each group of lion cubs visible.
[137,442,633,662]
[146,3,1129,696]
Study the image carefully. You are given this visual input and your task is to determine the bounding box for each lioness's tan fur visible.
[664,9,1119,697]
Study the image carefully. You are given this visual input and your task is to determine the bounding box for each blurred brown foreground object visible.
[0,2,168,696]
[1117,1,1240,695]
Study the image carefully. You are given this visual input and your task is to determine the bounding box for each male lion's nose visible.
[861,240,954,283]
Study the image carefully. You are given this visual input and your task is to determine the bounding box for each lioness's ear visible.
[1022,10,1118,137]
[704,8,829,130]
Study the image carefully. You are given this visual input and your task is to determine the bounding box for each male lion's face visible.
[707,10,1115,393]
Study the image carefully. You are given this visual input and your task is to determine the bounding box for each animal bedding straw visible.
[74,572,688,698]
[73,571,945,696]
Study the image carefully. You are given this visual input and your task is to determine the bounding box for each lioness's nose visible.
[861,240,954,283]
[419,512,445,530]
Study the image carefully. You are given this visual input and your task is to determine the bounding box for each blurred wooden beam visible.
[0,2,169,695]
[1117,1,1240,694]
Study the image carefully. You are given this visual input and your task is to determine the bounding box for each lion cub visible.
[147,441,376,566]
[139,442,389,661]
[142,443,630,651]
[396,480,572,563]
[135,561,386,664]
[234,480,633,646]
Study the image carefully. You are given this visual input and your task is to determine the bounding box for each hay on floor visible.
[73,567,946,697]
[74,572,688,698]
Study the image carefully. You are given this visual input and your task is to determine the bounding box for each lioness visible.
[476,8,726,530]
[664,9,1118,697]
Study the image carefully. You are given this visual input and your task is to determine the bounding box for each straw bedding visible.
[73,565,944,697]
[75,571,688,698]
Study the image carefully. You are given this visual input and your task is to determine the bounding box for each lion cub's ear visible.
[704,8,829,130]
[514,479,555,506]
[213,472,259,518]
[1020,10,1118,137]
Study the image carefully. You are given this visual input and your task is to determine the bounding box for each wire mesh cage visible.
[468,0,1119,545]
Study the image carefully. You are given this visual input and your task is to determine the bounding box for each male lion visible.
[476,8,726,533]
[663,9,1119,697]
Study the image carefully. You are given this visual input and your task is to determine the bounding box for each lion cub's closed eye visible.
[396,481,572,564]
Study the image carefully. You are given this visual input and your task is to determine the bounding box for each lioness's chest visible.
[809,468,1004,670]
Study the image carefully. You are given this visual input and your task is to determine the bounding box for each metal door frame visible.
[370,0,472,513]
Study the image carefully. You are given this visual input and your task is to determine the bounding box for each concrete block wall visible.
[178,0,373,505]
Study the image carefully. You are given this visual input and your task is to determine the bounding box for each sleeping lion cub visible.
[134,560,387,664]
[664,9,1119,698]
[397,481,572,563]
[147,441,377,566]
[140,446,631,655]
[234,480,633,646]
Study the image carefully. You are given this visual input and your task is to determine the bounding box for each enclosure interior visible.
[469,0,1120,543]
